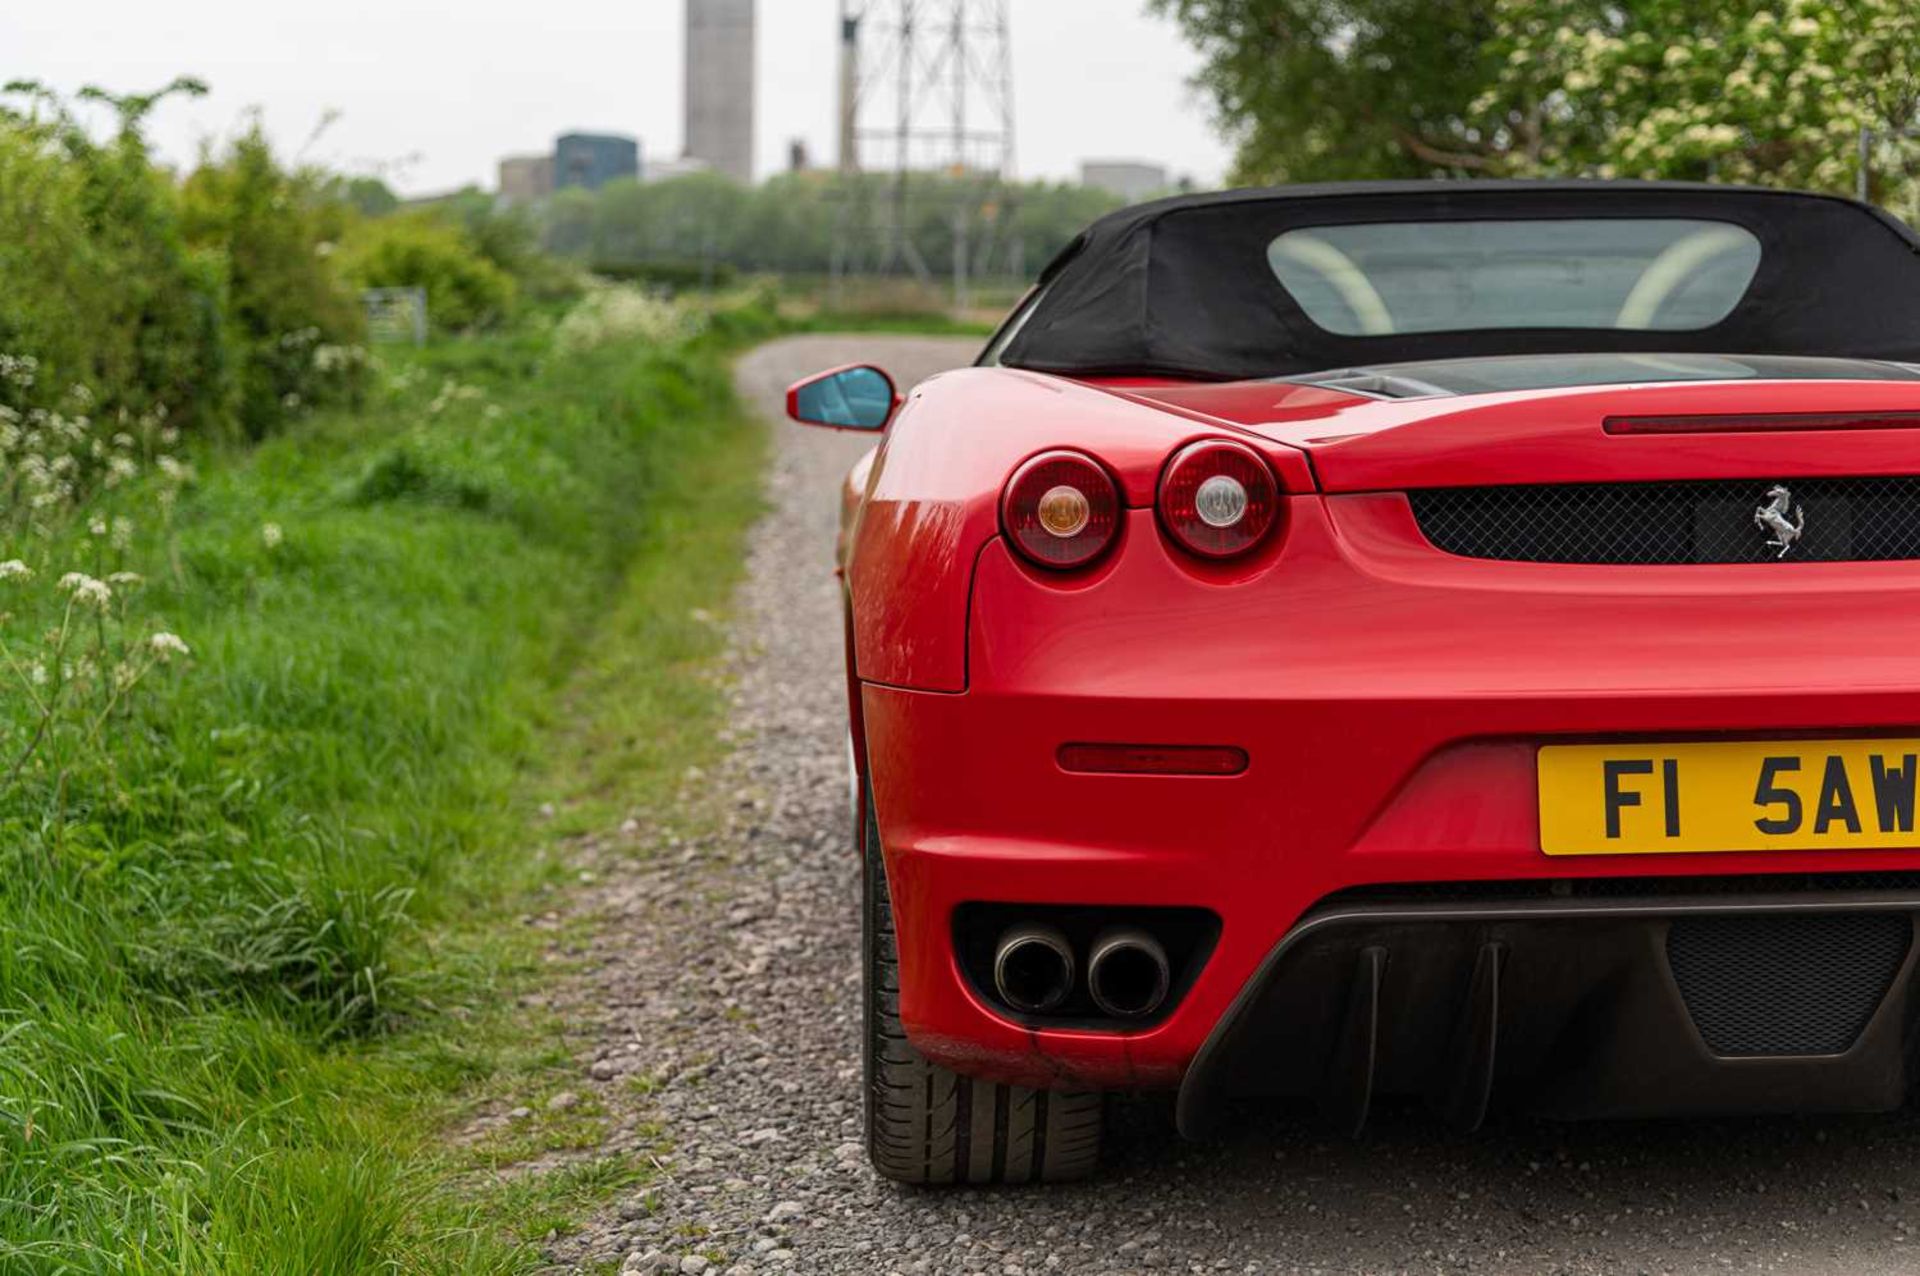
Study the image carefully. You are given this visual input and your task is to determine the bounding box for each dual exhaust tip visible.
[991,924,1171,1019]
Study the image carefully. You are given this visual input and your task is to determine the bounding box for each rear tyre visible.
[861,778,1104,1185]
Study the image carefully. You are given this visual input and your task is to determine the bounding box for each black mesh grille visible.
[1410,477,1920,563]
[1667,913,1911,1056]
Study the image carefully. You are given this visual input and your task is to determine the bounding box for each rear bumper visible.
[1175,886,1920,1138]
[859,502,1920,1105]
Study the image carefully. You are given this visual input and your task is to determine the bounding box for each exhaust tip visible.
[1088,927,1171,1019]
[993,924,1075,1013]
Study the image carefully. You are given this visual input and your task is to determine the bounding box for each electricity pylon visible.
[832,0,1016,307]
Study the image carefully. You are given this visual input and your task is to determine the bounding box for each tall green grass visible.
[0,312,770,1270]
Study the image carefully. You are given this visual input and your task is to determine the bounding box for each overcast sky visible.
[1,1,1236,195]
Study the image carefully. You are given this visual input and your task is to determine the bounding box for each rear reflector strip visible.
[1605,411,1920,436]
[1057,743,1249,776]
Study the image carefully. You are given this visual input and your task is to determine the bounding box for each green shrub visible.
[0,84,370,454]
[0,81,235,438]
[338,213,518,332]
[180,124,369,439]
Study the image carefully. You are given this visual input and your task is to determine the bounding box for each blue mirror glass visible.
[793,366,894,430]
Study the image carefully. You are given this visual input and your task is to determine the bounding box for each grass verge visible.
[0,310,772,1271]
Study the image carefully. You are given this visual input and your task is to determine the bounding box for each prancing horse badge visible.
[1754,484,1805,558]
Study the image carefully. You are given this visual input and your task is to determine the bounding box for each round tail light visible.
[1158,439,1280,558]
[1002,450,1121,569]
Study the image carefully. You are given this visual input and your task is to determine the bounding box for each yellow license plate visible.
[1538,738,1920,855]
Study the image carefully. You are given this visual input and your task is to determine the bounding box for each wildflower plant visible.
[554,283,708,354]
[0,358,193,798]
[0,559,189,794]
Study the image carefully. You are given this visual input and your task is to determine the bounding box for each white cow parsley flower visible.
[57,573,112,608]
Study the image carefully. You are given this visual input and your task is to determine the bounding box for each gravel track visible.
[548,334,1920,1276]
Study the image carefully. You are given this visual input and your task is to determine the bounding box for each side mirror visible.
[786,364,900,432]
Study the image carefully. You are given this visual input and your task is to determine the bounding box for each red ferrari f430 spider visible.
[786,182,1920,1184]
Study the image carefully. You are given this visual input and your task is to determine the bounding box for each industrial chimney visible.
[684,0,756,185]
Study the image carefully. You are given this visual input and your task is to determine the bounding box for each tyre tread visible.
[860,779,1102,1185]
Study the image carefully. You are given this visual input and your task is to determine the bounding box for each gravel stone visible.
[538,335,1920,1274]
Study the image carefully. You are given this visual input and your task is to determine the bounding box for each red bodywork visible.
[816,363,1920,1093]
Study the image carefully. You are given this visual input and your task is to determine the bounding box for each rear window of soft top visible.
[1268,218,1762,337]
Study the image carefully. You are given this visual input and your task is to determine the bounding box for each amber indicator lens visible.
[1002,451,1121,568]
[1605,410,1920,435]
[1057,743,1250,776]
[1158,439,1280,558]
[1036,484,1092,537]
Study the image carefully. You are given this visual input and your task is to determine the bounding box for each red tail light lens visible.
[1002,450,1121,569]
[1158,439,1280,558]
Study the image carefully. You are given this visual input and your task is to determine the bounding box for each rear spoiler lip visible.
[1606,410,1920,436]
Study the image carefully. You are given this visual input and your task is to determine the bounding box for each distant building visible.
[1080,160,1171,205]
[685,0,756,184]
[498,154,555,204]
[642,156,713,184]
[556,133,641,192]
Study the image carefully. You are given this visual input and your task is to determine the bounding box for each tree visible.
[588,172,751,270]
[1148,0,1512,183]
[532,171,1117,282]
[1484,0,1920,201]
[1155,0,1920,208]
[542,187,597,259]
[334,175,399,217]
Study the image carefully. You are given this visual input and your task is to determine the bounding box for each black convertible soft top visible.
[995,181,1920,382]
